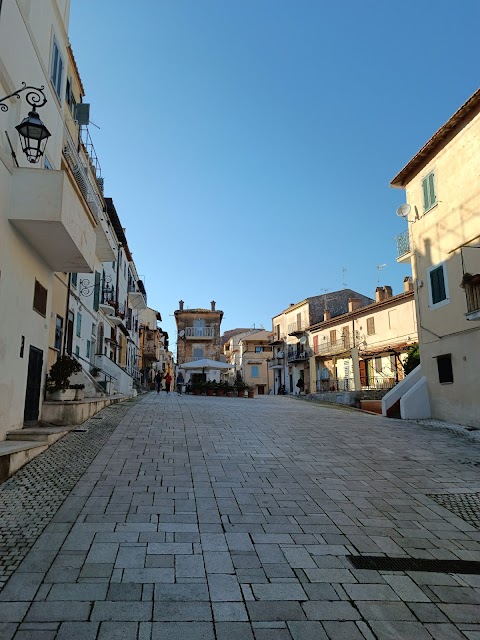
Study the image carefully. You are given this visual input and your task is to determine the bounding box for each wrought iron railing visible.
[287,320,308,334]
[287,349,309,362]
[314,336,353,356]
[396,229,410,258]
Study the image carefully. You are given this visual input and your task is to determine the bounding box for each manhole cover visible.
[427,492,480,529]
[347,556,480,574]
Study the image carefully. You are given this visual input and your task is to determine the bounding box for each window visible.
[422,171,436,212]
[330,330,337,343]
[86,340,91,358]
[33,280,48,317]
[193,347,204,359]
[255,346,263,353]
[251,366,259,378]
[76,312,82,337]
[50,37,64,99]
[436,354,453,384]
[388,310,396,329]
[313,335,318,352]
[65,77,76,114]
[54,316,63,351]
[93,271,100,311]
[375,356,382,373]
[428,262,449,307]
[71,272,78,288]
[366,317,375,335]
[275,324,280,340]
[75,346,80,357]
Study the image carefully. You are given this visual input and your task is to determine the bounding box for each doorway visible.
[24,346,43,422]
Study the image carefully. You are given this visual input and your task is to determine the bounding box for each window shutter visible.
[51,41,58,86]
[93,271,100,311]
[76,312,82,337]
[430,266,446,304]
[33,280,48,316]
[428,172,436,207]
[313,335,318,352]
[367,317,375,335]
[422,177,430,211]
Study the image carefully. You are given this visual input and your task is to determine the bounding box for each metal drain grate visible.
[346,555,480,574]
[427,492,480,529]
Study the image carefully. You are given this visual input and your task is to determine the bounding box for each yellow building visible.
[391,87,480,427]
[238,330,274,395]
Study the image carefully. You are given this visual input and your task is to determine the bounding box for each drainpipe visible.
[114,244,122,363]
[62,273,71,356]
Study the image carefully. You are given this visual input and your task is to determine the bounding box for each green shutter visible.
[93,271,100,311]
[422,177,430,211]
[430,266,446,304]
[428,172,436,207]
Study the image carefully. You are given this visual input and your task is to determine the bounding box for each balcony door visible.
[24,346,43,422]
[194,319,205,337]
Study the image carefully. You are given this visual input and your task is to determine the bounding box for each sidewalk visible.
[0,392,479,639]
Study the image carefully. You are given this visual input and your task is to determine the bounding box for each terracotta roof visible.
[391,88,480,187]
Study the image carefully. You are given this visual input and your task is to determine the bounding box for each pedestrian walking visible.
[155,371,163,393]
[176,371,184,394]
[296,377,304,394]
[165,371,172,394]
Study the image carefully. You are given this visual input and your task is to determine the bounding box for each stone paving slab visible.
[0,393,480,638]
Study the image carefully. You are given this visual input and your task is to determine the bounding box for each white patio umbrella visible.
[179,358,233,372]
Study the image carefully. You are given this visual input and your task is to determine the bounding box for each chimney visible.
[179,300,184,312]
[384,286,393,299]
[375,287,385,303]
[404,276,413,292]
[323,309,331,321]
[348,298,362,312]
[211,300,216,311]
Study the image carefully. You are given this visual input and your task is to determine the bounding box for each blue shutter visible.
[251,366,259,378]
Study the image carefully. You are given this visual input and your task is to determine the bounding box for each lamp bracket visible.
[79,274,112,298]
[0,83,48,112]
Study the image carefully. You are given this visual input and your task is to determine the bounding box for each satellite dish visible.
[299,336,307,345]
[179,330,185,338]
[396,203,411,218]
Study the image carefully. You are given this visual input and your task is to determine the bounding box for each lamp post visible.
[0,82,51,164]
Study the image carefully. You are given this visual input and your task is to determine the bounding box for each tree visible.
[403,343,420,376]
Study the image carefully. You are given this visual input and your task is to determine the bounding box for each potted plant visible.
[225,382,234,397]
[205,380,216,396]
[217,381,226,397]
[46,355,82,401]
[247,384,255,399]
[70,383,85,400]
[460,272,480,288]
[234,376,247,398]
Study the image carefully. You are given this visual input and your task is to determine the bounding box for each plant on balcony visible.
[460,272,480,288]
[46,355,82,401]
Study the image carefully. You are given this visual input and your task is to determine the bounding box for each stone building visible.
[175,301,224,365]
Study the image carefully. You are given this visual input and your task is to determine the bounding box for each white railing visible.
[185,327,214,338]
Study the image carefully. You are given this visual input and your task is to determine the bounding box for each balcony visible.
[287,320,308,336]
[395,229,411,263]
[464,279,480,321]
[128,290,147,311]
[287,348,310,363]
[268,358,284,370]
[314,336,353,357]
[185,327,214,339]
[9,168,96,272]
[63,125,115,262]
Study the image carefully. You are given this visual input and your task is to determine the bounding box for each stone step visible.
[0,440,49,484]
[6,426,70,444]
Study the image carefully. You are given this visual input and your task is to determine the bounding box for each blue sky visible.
[69,0,479,348]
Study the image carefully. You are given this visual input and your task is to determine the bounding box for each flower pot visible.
[51,389,76,402]
[206,389,214,396]
[226,392,233,397]
[247,391,255,398]
[217,389,224,396]
[194,388,201,396]
[237,390,246,397]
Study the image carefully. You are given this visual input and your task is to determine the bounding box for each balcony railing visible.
[63,124,103,223]
[287,349,309,362]
[316,378,355,392]
[185,327,214,339]
[396,229,411,259]
[464,281,480,314]
[287,320,308,335]
[314,336,353,356]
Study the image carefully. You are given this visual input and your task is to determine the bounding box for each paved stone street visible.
[1,393,480,640]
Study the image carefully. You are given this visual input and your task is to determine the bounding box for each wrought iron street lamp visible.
[0,83,51,163]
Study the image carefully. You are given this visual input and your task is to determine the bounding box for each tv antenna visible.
[341,266,348,288]
[376,263,387,285]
